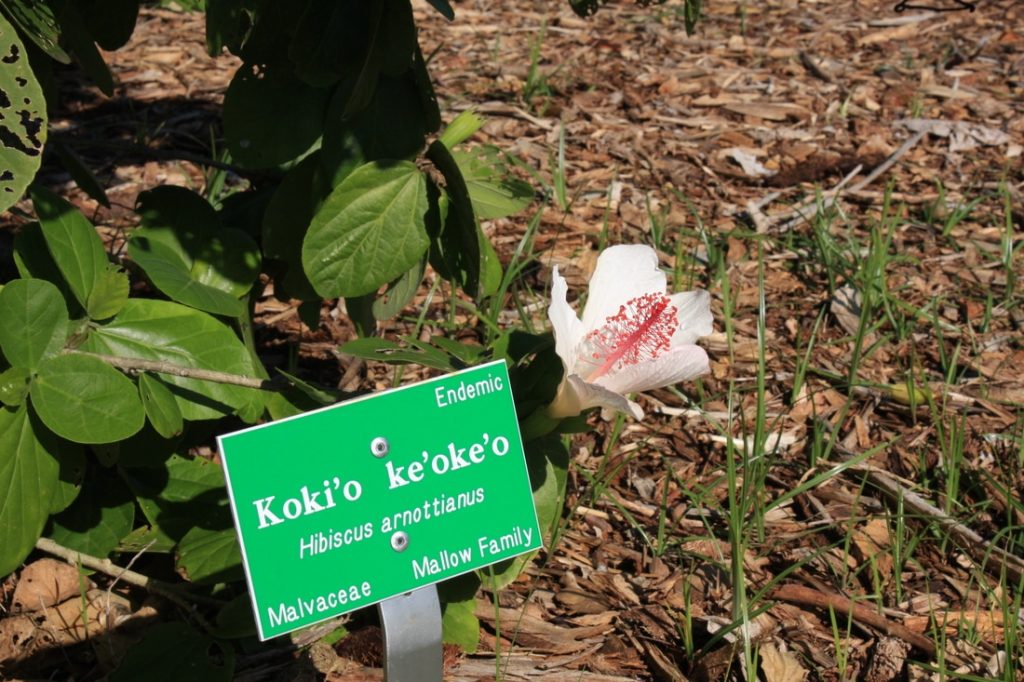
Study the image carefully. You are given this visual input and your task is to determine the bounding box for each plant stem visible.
[67,350,283,391]
[35,537,225,607]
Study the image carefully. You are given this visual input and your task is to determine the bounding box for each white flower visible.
[547,245,713,420]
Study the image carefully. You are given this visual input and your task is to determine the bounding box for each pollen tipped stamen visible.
[581,293,678,382]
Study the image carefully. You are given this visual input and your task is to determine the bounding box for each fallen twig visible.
[762,125,931,233]
[821,427,1024,585]
[769,584,959,664]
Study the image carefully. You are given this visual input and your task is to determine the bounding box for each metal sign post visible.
[378,585,443,681]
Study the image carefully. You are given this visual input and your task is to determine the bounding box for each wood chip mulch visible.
[2,0,1022,680]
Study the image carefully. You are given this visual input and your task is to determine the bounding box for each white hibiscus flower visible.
[547,245,713,420]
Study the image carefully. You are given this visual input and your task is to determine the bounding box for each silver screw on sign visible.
[391,531,409,552]
[370,436,389,458]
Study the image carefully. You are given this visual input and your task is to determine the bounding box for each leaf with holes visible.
[302,161,428,298]
[0,278,67,371]
[0,12,48,214]
[0,0,69,61]
[30,353,145,444]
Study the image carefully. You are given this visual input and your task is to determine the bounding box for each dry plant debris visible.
[1,0,1022,680]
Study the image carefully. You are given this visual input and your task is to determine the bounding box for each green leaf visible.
[329,72,427,162]
[138,373,183,438]
[0,404,59,576]
[30,186,109,314]
[478,225,503,298]
[176,526,243,584]
[287,1,368,87]
[302,161,428,298]
[49,466,135,558]
[374,0,416,76]
[223,63,329,169]
[129,232,244,317]
[453,146,533,220]
[81,299,260,421]
[441,596,480,653]
[428,336,486,365]
[86,264,129,320]
[371,257,425,320]
[426,141,479,294]
[109,622,234,682]
[0,11,48,214]
[213,595,257,639]
[261,153,333,301]
[475,435,563,588]
[50,138,110,208]
[0,278,67,370]
[438,110,484,150]
[118,524,173,553]
[424,0,454,20]
[132,186,259,316]
[12,223,78,312]
[58,3,114,96]
[48,437,85,514]
[0,0,69,62]
[525,434,569,544]
[0,366,31,405]
[114,424,178,469]
[274,368,338,405]
[120,454,231,546]
[340,337,456,371]
[79,0,139,50]
[31,353,145,444]
[264,386,325,421]
[411,41,441,133]
[344,292,376,337]
[204,0,254,57]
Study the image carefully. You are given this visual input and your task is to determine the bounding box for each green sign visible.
[218,360,541,640]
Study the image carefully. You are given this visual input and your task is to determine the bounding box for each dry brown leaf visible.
[10,559,88,613]
[760,641,808,682]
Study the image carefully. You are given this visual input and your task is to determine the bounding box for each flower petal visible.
[668,290,714,345]
[548,374,642,420]
[548,266,586,370]
[581,245,666,333]
[597,344,709,396]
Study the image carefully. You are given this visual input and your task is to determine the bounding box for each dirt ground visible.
[2,0,1023,679]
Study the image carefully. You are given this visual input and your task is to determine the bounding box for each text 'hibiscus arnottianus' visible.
[547,245,713,420]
